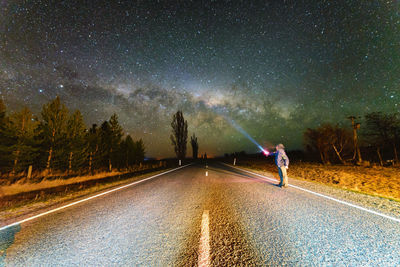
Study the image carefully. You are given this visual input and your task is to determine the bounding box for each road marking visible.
[222,163,400,223]
[0,164,193,231]
[206,171,208,176]
[198,210,210,267]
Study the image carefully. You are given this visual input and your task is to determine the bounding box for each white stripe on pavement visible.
[0,164,193,231]
[198,210,210,267]
[222,163,400,223]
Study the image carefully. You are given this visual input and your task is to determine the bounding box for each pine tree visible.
[87,124,100,173]
[66,110,87,172]
[0,99,15,173]
[109,113,123,171]
[9,107,40,174]
[120,135,135,169]
[39,96,69,172]
[99,121,112,171]
[134,138,145,163]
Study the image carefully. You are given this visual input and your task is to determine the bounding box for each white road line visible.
[198,210,210,267]
[0,164,193,231]
[222,163,400,223]
[206,171,208,176]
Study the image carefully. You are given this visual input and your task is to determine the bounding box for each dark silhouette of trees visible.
[190,133,199,159]
[304,126,331,164]
[365,112,400,165]
[134,138,146,163]
[0,97,147,177]
[304,124,352,164]
[170,110,188,159]
[118,135,145,169]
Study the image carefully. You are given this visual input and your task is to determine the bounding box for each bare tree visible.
[190,133,199,159]
[304,124,352,164]
[170,111,188,159]
[304,127,331,164]
[365,112,399,165]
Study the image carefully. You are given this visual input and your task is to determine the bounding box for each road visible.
[1,163,400,266]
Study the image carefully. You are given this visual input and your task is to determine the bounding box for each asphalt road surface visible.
[1,163,400,266]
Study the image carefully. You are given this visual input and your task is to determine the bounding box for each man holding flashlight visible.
[268,144,289,188]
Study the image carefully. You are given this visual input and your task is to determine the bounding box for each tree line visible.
[304,112,400,165]
[0,97,145,176]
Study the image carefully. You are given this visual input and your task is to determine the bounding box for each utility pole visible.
[348,116,362,164]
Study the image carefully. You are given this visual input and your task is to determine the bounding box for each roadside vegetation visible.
[227,157,400,201]
[224,112,400,201]
[0,96,146,188]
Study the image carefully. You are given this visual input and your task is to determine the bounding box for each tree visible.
[348,116,363,164]
[304,124,354,164]
[329,125,352,164]
[0,99,15,173]
[123,135,135,168]
[365,112,399,165]
[304,127,331,164]
[190,133,199,159]
[9,107,39,174]
[39,96,69,172]
[66,110,87,172]
[99,121,112,171]
[87,124,100,173]
[109,113,123,170]
[119,136,145,169]
[170,111,188,159]
[98,114,123,171]
[134,138,145,163]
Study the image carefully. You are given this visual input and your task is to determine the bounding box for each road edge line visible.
[0,164,193,231]
[221,163,400,223]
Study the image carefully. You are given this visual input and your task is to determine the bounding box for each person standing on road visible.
[268,144,289,187]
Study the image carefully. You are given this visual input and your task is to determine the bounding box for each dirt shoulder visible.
[0,167,174,225]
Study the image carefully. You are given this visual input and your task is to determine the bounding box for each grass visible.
[231,159,400,202]
[1,171,124,196]
[0,168,173,222]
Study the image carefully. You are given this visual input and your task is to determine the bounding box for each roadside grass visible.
[0,168,172,222]
[1,171,123,196]
[229,159,400,202]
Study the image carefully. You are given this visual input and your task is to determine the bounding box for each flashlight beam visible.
[224,117,269,155]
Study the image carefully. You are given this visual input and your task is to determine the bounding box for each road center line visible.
[0,164,193,231]
[198,210,210,267]
[222,163,400,223]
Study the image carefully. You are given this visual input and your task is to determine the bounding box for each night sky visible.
[0,1,399,158]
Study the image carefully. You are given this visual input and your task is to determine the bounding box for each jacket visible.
[270,149,289,168]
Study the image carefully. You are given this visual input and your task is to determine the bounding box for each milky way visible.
[0,1,399,158]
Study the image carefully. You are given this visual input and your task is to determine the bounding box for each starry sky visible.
[0,0,399,158]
